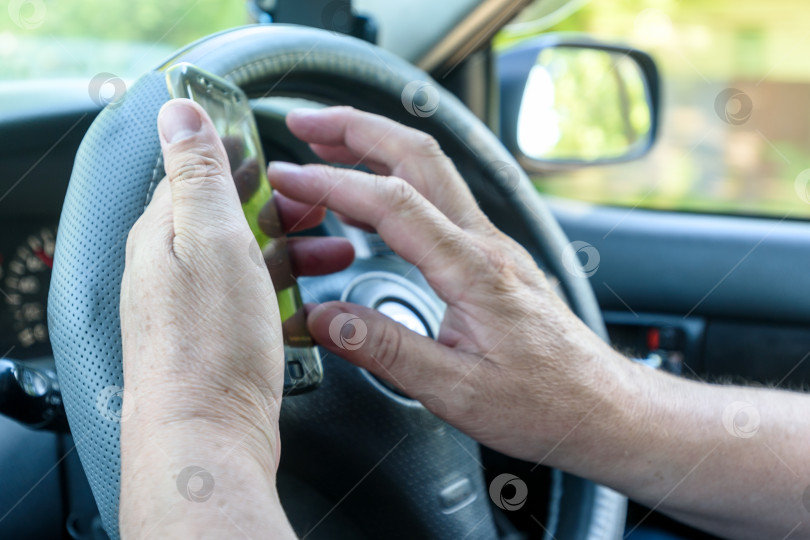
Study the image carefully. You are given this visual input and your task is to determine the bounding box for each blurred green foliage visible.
[0,0,248,79]
[499,0,810,218]
[2,0,810,218]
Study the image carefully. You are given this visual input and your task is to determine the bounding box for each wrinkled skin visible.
[119,100,351,539]
[265,107,636,464]
[120,102,810,540]
[119,102,629,537]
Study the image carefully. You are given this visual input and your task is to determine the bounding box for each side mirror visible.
[498,34,660,170]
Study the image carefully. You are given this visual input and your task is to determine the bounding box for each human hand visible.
[118,99,351,538]
[267,107,639,466]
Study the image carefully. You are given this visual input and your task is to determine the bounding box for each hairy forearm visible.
[554,358,810,539]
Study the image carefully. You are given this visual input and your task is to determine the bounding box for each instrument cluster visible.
[0,221,57,359]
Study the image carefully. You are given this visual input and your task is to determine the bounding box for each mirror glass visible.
[517,46,653,163]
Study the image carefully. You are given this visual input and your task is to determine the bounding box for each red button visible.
[647,327,660,351]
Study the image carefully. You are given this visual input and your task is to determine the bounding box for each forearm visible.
[554,358,810,539]
[120,406,296,539]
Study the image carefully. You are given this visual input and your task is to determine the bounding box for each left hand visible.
[118,99,351,538]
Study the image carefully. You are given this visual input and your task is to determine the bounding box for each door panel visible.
[550,198,810,387]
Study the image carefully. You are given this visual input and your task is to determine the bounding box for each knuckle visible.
[474,234,546,297]
[412,132,443,158]
[484,244,511,277]
[447,232,478,262]
[367,320,405,375]
[381,176,420,213]
[169,144,227,184]
[474,238,517,288]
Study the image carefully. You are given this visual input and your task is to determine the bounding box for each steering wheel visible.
[48,25,626,540]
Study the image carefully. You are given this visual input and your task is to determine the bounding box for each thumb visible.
[307,302,464,400]
[157,99,244,243]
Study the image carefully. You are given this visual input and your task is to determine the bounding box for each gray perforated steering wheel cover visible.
[48,25,626,540]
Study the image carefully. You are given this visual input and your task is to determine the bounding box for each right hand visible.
[266,107,638,465]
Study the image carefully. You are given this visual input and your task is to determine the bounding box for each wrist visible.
[120,415,290,539]
[122,386,281,472]
[120,437,291,539]
[123,359,281,452]
[537,345,655,472]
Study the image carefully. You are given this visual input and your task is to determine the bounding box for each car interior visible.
[1,0,809,539]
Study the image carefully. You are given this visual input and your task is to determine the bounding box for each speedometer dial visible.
[4,227,55,351]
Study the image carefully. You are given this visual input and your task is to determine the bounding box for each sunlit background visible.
[499,0,810,218]
[0,0,247,78]
[1,0,808,218]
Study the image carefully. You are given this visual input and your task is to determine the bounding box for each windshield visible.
[1,0,248,80]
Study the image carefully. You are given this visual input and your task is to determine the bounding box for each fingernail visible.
[159,100,202,143]
[307,302,344,324]
[306,302,329,321]
[288,108,320,119]
[268,161,302,175]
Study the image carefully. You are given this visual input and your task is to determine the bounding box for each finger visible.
[334,212,375,233]
[286,107,487,230]
[268,192,327,234]
[221,135,245,174]
[287,237,354,276]
[222,136,261,203]
[309,143,388,175]
[307,302,466,401]
[269,173,369,234]
[268,161,477,300]
[157,99,244,244]
[264,237,354,292]
[232,157,260,204]
[263,237,295,292]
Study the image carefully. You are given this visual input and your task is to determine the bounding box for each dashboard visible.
[1,221,58,358]
[0,82,97,363]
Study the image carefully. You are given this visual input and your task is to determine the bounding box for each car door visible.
[498,1,810,536]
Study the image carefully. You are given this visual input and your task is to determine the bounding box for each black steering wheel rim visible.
[48,24,625,540]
